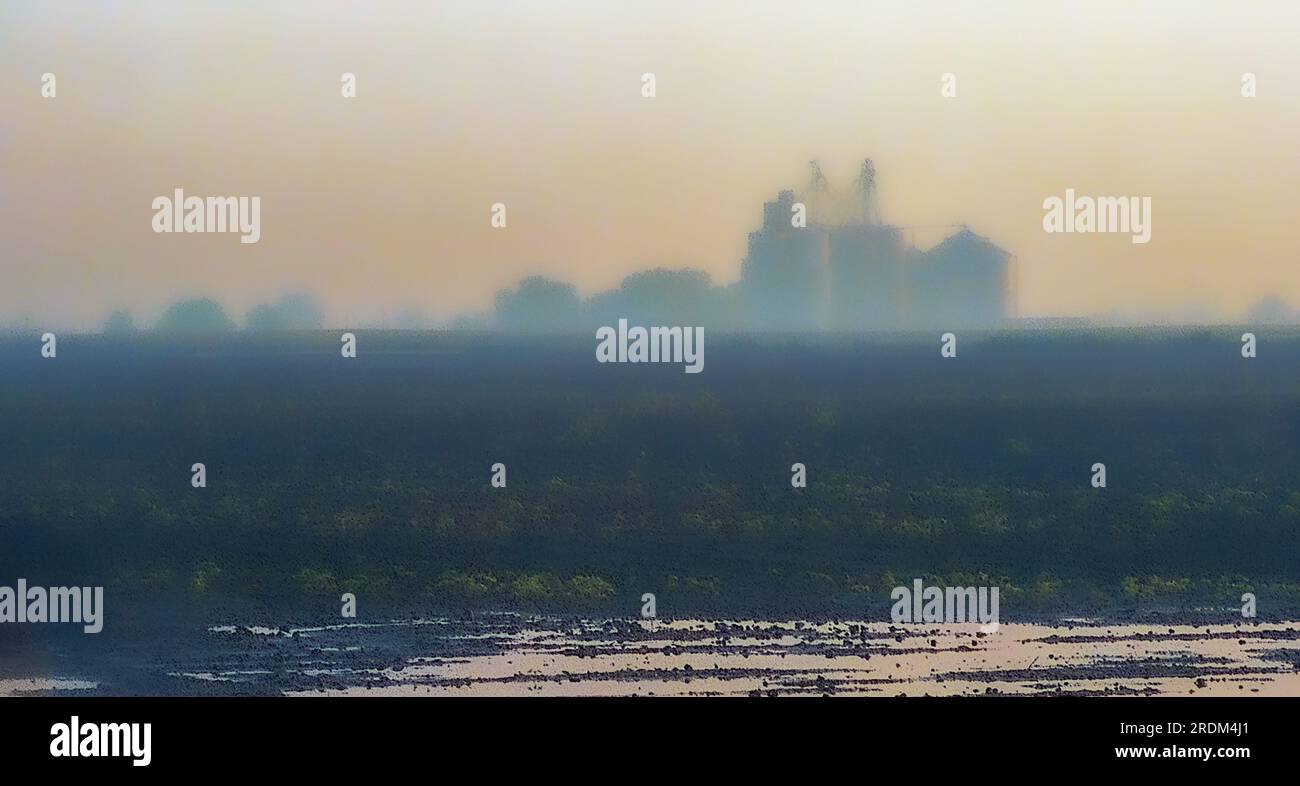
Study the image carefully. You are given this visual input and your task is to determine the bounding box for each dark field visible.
[2,328,1299,620]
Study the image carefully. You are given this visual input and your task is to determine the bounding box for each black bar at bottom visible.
[0,696,1284,773]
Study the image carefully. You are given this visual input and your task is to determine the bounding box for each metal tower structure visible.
[852,158,880,225]
[805,160,832,225]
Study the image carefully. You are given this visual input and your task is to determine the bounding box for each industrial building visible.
[739,160,1013,330]
[739,189,828,330]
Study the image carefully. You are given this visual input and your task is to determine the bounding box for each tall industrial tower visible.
[853,159,881,225]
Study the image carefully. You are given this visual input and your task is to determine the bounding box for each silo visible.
[914,227,1011,327]
[828,224,906,330]
[740,191,829,331]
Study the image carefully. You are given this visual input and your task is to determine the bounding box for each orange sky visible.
[2,0,1297,329]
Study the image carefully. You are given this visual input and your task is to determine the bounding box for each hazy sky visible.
[2,1,1298,329]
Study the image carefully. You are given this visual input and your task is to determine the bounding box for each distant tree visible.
[244,304,282,331]
[273,292,324,329]
[154,298,236,333]
[245,292,324,331]
[586,268,723,327]
[1247,295,1294,325]
[103,309,136,334]
[448,311,492,331]
[494,276,582,331]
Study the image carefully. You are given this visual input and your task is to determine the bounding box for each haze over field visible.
[2,0,1298,330]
